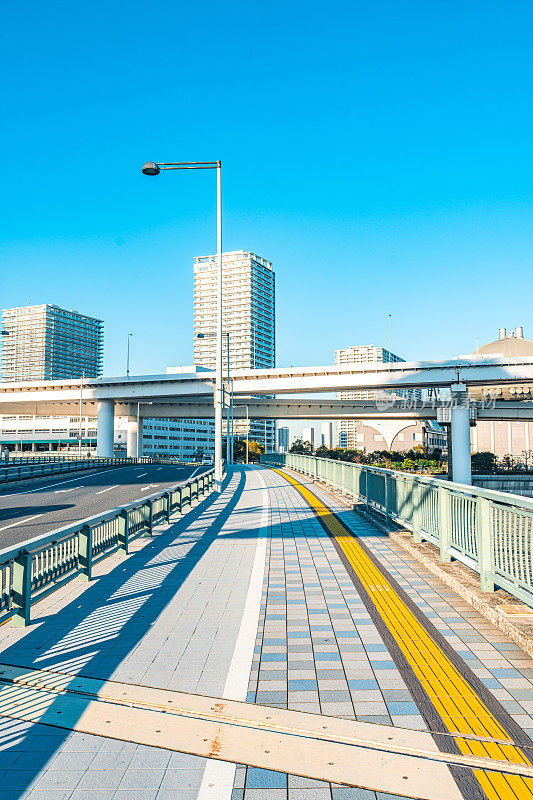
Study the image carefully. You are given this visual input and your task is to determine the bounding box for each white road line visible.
[0,513,44,532]
[198,467,269,799]
[0,468,120,499]
[54,487,79,494]
[137,472,148,478]
[139,484,159,492]
[95,485,119,495]
[188,466,203,479]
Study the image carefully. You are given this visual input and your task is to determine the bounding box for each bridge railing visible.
[0,456,207,485]
[262,453,533,608]
[0,468,215,627]
[0,457,140,485]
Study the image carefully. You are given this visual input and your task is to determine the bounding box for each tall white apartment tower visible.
[193,250,275,450]
[334,345,421,449]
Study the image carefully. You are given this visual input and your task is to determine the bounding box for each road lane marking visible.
[95,485,119,495]
[274,468,533,800]
[139,484,159,491]
[54,487,79,493]
[0,513,43,532]
[137,472,148,477]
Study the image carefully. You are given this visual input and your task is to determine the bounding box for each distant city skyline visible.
[2,3,532,378]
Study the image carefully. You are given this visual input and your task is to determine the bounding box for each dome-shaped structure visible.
[476,326,533,357]
[469,327,533,401]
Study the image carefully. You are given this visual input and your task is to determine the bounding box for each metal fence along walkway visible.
[0,469,214,627]
[262,453,533,609]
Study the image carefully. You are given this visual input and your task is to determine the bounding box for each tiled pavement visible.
[234,468,533,800]
[1,465,533,800]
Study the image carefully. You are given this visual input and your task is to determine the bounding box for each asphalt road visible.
[0,464,210,550]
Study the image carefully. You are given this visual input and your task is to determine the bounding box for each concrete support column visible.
[126,419,138,458]
[97,400,115,458]
[450,387,472,485]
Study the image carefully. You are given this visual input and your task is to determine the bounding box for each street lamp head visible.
[141,161,160,176]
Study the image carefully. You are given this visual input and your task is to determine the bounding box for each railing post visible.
[78,524,93,580]
[143,500,153,537]
[165,491,171,523]
[178,487,183,514]
[476,495,495,592]
[11,551,32,627]
[365,469,370,509]
[118,509,129,555]
[384,473,391,521]
[412,480,422,543]
[438,485,451,563]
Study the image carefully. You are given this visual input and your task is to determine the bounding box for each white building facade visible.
[334,345,423,451]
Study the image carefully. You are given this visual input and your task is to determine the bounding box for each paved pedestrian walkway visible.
[0,466,532,800]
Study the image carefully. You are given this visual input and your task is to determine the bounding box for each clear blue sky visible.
[2,0,532,376]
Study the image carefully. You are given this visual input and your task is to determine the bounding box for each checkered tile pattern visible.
[234,468,533,800]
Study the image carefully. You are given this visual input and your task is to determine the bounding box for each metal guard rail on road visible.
[262,453,533,609]
[0,457,139,485]
[0,456,204,485]
[0,468,215,627]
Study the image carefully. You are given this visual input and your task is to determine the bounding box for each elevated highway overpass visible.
[2,355,533,483]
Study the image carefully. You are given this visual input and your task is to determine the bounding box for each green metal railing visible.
[262,453,533,608]
[0,468,215,627]
[0,457,140,485]
[0,456,203,485]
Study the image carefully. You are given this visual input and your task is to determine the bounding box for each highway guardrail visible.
[0,468,215,627]
[262,452,533,609]
[0,457,140,485]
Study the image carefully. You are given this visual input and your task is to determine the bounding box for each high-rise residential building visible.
[0,304,104,453]
[1,304,103,382]
[334,344,422,450]
[193,250,276,450]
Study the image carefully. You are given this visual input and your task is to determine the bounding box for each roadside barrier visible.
[0,468,215,627]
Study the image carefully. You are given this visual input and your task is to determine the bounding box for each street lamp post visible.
[197,330,232,466]
[245,404,249,465]
[142,160,223,492]
[78,372,84,458]
[127,333,133,377]
[136,401,153,459]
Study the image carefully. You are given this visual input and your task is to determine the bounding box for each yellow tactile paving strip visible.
[274,468,533,800]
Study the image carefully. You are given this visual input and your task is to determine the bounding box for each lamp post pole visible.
[127,333,133,377]
[142,160,223,492]
[245,405,249,465]
[225,332,230,464]
[78,372,84,458]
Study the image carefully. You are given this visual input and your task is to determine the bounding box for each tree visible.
[521,450,533,472]
[500,454,517,473]
[471,452,497,474]
[289,439,313,455]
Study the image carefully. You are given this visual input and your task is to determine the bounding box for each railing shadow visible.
[0,469,244,797]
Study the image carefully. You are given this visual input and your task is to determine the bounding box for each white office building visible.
[334,345,422,450]
[302,427,315,450]
[193,250,276,451]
